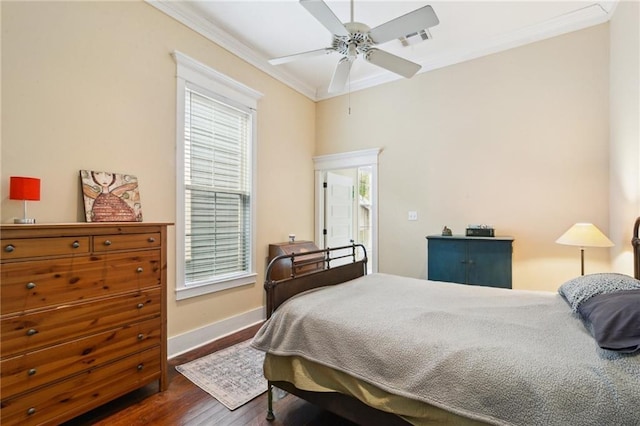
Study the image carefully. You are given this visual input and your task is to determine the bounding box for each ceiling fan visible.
[269,0,439,93]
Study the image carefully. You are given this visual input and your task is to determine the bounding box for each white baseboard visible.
[168,307,265,359]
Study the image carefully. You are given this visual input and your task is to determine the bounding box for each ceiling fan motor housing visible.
[332,22,372,59]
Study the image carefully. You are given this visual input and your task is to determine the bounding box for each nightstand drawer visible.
[1,237,90,260]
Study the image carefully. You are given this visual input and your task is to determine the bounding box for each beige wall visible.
[2,1,635,346]
[316,24,611,291]
[0,1,316,338]
[609,0,640,275]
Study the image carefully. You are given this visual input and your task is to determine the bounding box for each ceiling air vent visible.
[399,29,432,47]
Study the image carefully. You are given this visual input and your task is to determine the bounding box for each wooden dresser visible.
[268,241,324,281]
[0,222,169,425]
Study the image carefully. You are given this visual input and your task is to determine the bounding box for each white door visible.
[325,172,354,266]
[313,148,380,273]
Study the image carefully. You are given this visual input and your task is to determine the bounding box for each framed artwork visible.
[80,170,143,222]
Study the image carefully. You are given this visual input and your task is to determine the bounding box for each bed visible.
[252,218,640,426]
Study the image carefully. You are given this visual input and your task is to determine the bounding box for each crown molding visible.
[147,0,616,102]
[146,0,319,101]
[317,2,614,100]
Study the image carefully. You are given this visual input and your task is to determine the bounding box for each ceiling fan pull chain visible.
[348,72,352,115]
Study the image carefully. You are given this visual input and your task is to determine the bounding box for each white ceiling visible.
[148,1,617,101]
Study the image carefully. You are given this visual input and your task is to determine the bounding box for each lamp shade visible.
[9,176,41,201]
[556,223,614,248]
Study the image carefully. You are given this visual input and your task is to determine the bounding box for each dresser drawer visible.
[1,251,161,314]
[1,290,161,358]
[0,347,161,426]
[1,317,161,399]
[1,237,90,260]
[93,233,161,252]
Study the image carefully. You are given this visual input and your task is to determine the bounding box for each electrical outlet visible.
[408,211,418,221]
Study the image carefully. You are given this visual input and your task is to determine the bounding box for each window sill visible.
[175,273,257,300]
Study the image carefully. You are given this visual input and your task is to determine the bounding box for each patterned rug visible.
[176,340,267,410]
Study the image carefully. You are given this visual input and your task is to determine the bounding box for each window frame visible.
[173,51,262,300]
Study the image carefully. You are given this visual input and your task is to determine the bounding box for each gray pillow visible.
[578,289,640,353]
[558,273,640,312]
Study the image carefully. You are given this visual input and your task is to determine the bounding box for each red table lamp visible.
[9,176,41,224]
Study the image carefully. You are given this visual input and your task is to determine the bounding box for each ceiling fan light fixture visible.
[347,43,358,59]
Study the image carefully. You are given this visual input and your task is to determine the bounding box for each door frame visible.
[313,148,381,273]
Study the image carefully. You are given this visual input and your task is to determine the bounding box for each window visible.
[173,51,262,300]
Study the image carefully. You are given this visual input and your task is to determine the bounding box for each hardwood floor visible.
[62,324,357,426]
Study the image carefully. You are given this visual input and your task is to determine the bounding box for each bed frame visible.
[262,218,640,425]
[263,243,407,425]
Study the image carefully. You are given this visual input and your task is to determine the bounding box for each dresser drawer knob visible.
[148,237,156,243]
[136,303,144,309]
[27,407,36,416]
[26,328,38,336]
[104,240,112,246]
[137,333,144,340]
[4,244,15,253]
[28,368,37,376]
[136,267,144,273]
[137,363,144,371]
[26,282,37,290]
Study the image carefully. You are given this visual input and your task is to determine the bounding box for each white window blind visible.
[184,87,252,285]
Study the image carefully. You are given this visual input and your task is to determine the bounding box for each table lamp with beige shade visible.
[556,222,614,276]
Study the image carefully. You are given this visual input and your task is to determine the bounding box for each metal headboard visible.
[264,243,368,318]
[265,243,367,281]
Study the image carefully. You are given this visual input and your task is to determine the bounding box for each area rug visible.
[176,340,267,410]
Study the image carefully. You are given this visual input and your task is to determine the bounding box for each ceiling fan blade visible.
[300,0,349,37]
[369,5,439,45]
[269,48,335,65]
[328,57,353,93]
[365,48,421,78]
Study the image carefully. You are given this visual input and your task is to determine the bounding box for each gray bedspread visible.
[252,273,640,426]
